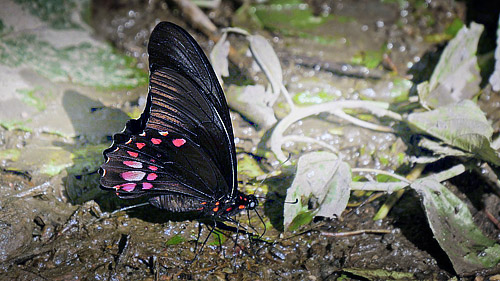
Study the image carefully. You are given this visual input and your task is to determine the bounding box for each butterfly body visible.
[99,22,257,222]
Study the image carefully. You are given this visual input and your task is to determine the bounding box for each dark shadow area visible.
[59,90,131,210]
[262,168,296,232]
[390,189,456,275]
[461,0,500,87]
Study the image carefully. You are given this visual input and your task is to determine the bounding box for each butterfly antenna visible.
[110,202,150,215]
[255,153,293,189]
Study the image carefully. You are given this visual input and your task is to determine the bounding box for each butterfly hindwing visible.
[100,128,230,199]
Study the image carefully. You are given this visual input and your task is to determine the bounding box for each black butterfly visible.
[99,22,257,225]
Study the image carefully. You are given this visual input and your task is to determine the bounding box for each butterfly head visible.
[233,192,258,212]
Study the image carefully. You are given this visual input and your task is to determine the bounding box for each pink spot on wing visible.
[142,182,153,190]
[115,183,136,192]
[121,171,146,181]
[127,151,138,157]
[172,138,186,147]
[150,159,156,163]
[123,161,142,168]
[147,173,158,181]
[151,138,162,145]
[136,143,145,149]
[148,165,158,171]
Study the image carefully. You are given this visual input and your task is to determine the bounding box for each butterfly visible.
[99,22,258,225]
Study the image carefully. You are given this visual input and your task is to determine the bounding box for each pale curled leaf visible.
[248,34,282,103]
[407,100,500,165]
[418,23,483,109]
[225,85,277,129]
[209,32,230,82]
[411,178,500,274]
[284,152,351,230]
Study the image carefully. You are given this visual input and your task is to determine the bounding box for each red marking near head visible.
[136,143,145,149]
[147,173,157,181]
[172,138,186,147]
[238,205,245,209]
[151,138,161,145]
[123,161,142,168]
[201,202,207,205]
[142,182,153,190]
[148,165,158,171]
[215,202,220,206]
[226,207,232,212]
[159,131,168,136]
[121,171,146,181]
[213,207,219,212]
[127,151,139,157]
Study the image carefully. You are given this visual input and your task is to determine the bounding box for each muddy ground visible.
[1,0,500,280]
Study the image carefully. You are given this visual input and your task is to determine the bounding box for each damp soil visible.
[1,0,500,280]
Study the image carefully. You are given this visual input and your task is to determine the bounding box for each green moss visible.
[17,87,46,111]
[0,120,33,132]
[238,0,341,45]
[68,144,108,174]
[293,90,338,105]
[351,45,388,69]
[0,34,147,89]
[14,0,90,29]
[0,148,21,161]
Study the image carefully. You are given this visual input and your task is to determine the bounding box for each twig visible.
[170,0,217,36]
[320,229,391,237]
[331,108,394,132]
[352,168,411,183]
[280,83,295,111]
[373,164,425,220]
[484,210,500,230]
[13,182,50,198]
[350,181,409,193]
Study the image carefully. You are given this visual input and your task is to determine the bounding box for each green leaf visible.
[284,152,351,230]
[411,178,500,274]
[407,100,500,165]
[166,235,186,246]
[418,23,483,109]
